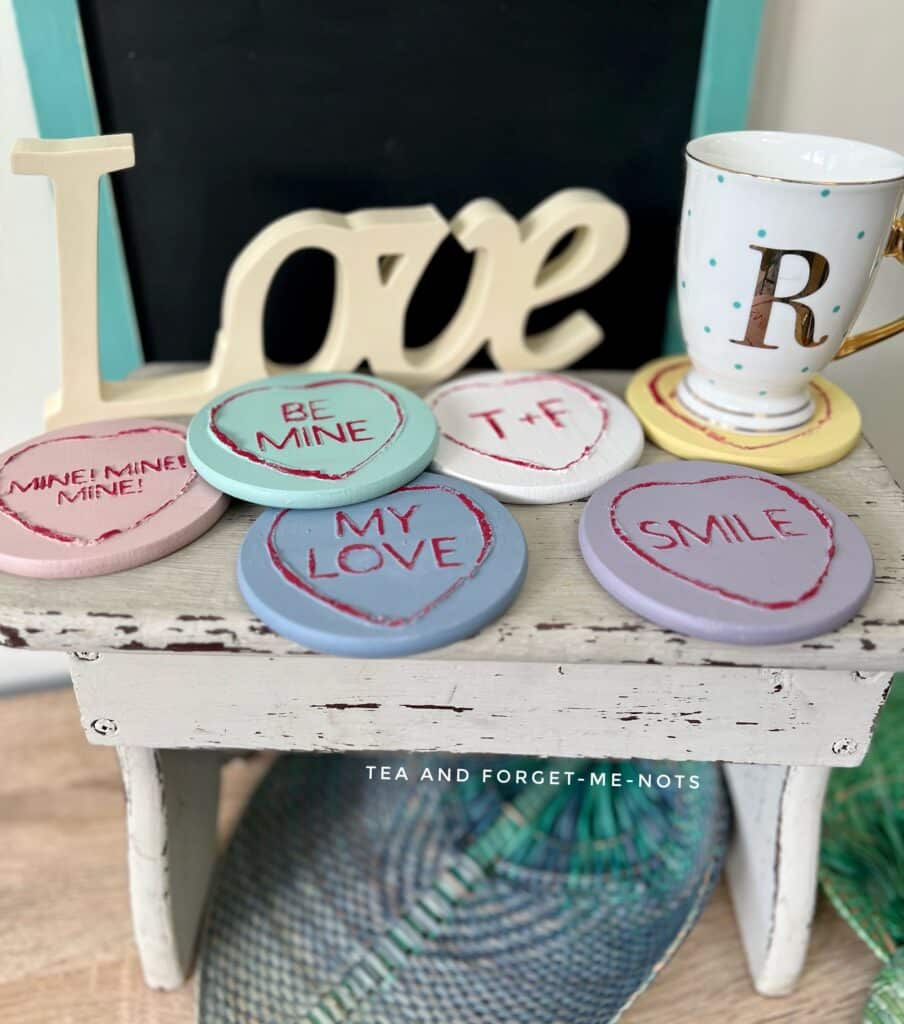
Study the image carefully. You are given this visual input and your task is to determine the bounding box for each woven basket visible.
[199,753,730,1023]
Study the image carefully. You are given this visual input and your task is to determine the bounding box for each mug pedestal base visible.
[626,356,861,474]
[676,371,816,434]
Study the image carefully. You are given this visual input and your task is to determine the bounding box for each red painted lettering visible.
[281,402,308,421]
[282,399,334,422]
[431,536,462,567]
[337,543,384,574]
[733,513,774,542]
[383,540,425,570]
[537,397,568,428]
[336,508,384,538]
[57,487,85,504]
[311,422,347,445]
[347,419,373,442]
[8,476,41,493]
[386,505,418,533]
[260,419,372,449]
[763,508,806,538]
[257,427,301,452]
[470,408,506,439]
[671,515,732,548]
[638,520,678,550]
[307,548,339,579]
[722,514,742,542]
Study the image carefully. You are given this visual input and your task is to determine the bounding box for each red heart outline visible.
[0,425,196,546]
[266,483,494,627]
[647,359,833,451]
[209,378,405,478]
[431,374,608,471]
[608,473,835,610]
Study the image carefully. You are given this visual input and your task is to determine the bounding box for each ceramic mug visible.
[676,130,904,432]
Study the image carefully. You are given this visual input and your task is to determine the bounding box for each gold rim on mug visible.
[686,131,904,187]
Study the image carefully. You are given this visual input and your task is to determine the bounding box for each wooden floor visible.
[0,688,879,1024]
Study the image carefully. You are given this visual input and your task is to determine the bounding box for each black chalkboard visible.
[79,0,707,369]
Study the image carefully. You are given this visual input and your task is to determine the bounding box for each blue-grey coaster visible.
[237,471,527,656]
[199,753,731,1024]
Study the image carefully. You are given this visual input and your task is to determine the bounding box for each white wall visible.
[749,0,904,485]
[0,0,69,691]
[0,0,902,692]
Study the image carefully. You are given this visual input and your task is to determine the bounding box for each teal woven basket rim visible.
[199,753,730,1024]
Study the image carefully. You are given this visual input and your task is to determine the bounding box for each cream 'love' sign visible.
[11,135,629,428]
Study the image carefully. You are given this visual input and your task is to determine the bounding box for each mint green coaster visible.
[187,373,438,508]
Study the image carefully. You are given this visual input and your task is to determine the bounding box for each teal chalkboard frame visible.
[13,0,764,372]
[663,0,766,354]
[11,0,142,382]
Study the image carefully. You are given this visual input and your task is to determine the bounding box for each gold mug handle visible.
[835,216,904,359]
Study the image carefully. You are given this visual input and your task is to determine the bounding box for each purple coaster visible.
[578,459,873,645]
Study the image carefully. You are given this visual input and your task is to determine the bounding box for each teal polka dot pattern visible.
[732,301,741,309]
[758,390,767,396]
[857,230,865,239]
[833,305,841,313]
[733,363,743,371]
[757,229,767,238]
[717,174,724,183]
[681,280,686,289]
[708,258,717,267]
[801,366,810,373]
[703,326,711,333]
[821,189,831,197]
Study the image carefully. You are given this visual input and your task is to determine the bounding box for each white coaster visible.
[427,372,644,504]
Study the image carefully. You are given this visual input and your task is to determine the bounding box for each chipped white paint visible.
[6,370,900,994]
[118,746,220,990]
[70,651,892,992]
[724,764,830,996]
[1,374,902,673]
[72,655,891,769]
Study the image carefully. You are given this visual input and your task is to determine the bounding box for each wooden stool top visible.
[2,372,902,674]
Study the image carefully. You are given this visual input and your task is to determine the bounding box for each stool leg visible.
[117,747,221,989]
[723,763,829,996]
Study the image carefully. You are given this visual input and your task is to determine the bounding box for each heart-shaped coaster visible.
[578,459,873,645]
[427,372,644,504]
[0,419,228,578]
[187,372,439,508]
[237,471,527,656]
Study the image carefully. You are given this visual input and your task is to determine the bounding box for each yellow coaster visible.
[626,356,861,474]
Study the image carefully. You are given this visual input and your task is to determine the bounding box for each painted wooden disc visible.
[187,372,438,508]
[626,356,861,473]
[237,471,527,656]
[0,419,228,578]
[578,459,873,645]
[426,372,644,504]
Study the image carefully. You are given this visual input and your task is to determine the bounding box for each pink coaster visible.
[0,419,229,578]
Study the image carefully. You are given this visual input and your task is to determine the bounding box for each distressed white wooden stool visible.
[1,371,900,999]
